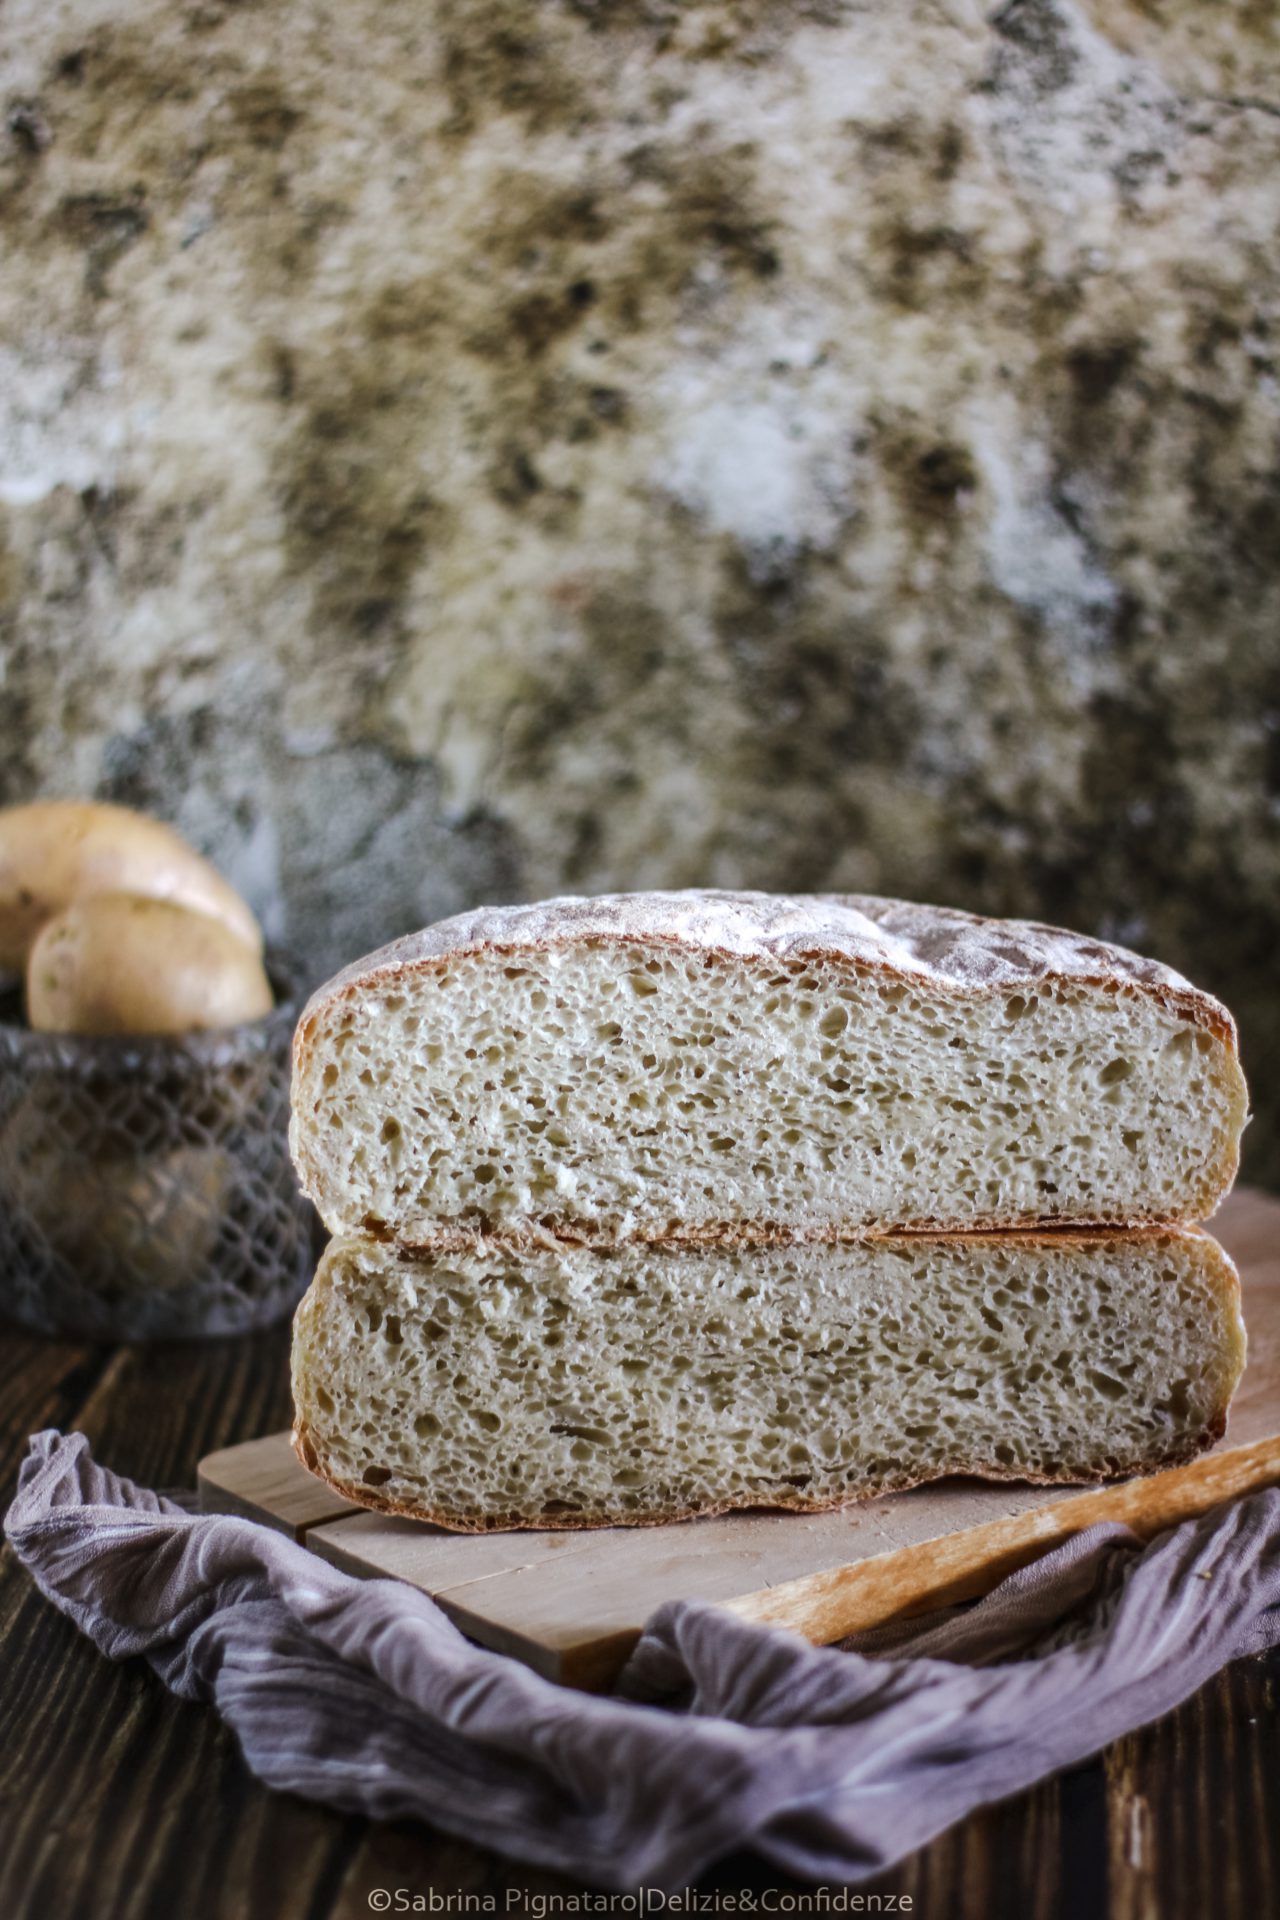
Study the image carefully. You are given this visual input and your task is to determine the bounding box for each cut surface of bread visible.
[290,892,1247,1247]
[291,1229,1245,1532]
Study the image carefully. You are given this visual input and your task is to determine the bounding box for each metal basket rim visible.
[0,945,307,1072]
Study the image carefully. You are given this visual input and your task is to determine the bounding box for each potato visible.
[0,799,262,972]
[27,893,274,1035]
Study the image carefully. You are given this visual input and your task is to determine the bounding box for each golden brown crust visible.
[357,1198,1238,1252]
[294,891,1241,1064]
[351,1221,1240,1265]
[294,949,1239,1083]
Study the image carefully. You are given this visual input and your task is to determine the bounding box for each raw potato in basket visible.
[27,894,273,1037]
[0,799,262,971]
[290,891,1248,1246]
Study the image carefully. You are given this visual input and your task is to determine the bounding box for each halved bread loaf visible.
[290,1229,1245,1531]
[290,891,1247,1247]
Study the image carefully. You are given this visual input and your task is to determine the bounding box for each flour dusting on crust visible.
[298,889,1230,1039]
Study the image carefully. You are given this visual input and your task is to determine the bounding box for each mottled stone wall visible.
[2,0,1279,1179]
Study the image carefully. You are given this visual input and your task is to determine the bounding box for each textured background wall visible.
[2,0,1278,1180]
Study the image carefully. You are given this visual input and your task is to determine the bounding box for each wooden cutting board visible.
[199,1187,1280,1690]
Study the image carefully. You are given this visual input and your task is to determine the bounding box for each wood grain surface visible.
[0,1191,1275,1920]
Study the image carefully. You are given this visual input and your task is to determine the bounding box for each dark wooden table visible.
[0,1311,1276,1920]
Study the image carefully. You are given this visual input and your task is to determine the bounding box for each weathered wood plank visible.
[0,1314,373,1920]
[0,1555,365,1920]
[0,1329,109,1510]
[1103,1647,1279,1920]
[73,1323,295,1493]
[199,1427,361,1539]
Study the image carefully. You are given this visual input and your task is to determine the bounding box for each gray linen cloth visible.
[7,1429,1280,1889]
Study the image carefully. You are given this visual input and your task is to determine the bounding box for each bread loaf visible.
[290,891,1247,1246]
[291,1227,1245,1531]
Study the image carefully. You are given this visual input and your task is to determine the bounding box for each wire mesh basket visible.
[0,952,320,1341]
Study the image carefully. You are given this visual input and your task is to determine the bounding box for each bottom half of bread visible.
[291,1230,1245,1531]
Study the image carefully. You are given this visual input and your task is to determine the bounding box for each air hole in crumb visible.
[550,1422,612,1445]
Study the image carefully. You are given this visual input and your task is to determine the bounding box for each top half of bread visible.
[290,891,1248,1248]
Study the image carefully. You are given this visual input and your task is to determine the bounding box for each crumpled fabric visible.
[6,1429,1279,1890]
